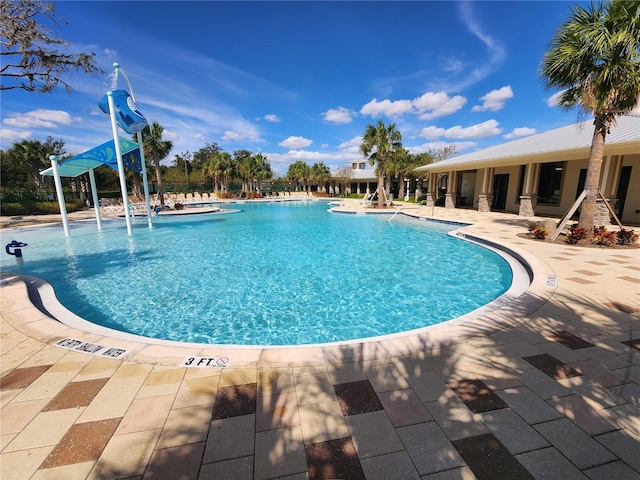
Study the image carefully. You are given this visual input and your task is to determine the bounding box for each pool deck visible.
[1,201,639,479]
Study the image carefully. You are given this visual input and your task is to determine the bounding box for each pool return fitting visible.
[5,240,27,266]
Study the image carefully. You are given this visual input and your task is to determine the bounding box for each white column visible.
[136,131,153,228]
[89,169,102,231]
[49,155,70,237]
[106,91,132,235]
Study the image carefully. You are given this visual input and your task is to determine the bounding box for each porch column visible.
[477,167,493,212]
[518,162,537,217]
[444,171,457,208]
[424,172,436,207]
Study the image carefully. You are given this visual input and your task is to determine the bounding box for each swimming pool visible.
[1,202,515,346]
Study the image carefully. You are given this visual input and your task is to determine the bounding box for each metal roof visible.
[418,114,640,172]
[40,137,143,178]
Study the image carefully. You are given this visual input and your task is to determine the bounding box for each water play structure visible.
[40,63,152,236]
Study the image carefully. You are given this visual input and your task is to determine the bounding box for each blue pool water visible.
[1,202,513,345]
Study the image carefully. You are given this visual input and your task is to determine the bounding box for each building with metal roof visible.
[415,115,640,225]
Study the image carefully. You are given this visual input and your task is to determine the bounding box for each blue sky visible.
[1,1,584,176]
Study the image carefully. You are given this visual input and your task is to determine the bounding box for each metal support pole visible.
[49,155,70,237]
[106,91,133,235]
[115,63,153,228]
[88,169,102,231]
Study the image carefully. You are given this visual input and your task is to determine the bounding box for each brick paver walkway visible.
[1,203,638,479]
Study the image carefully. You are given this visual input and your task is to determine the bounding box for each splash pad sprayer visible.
[5,241,28,266]
[98,62,153,234]
[49,155,71,236]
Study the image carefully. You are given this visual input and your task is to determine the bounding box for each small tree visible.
[333,164,354,196]
[1,0,104,93]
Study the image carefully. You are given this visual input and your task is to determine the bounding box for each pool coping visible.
[0,220,557,369]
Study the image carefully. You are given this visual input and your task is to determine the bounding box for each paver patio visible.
[1,202,638,479]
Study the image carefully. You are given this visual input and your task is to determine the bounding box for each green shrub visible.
[33,202,60,214]
[0,203,28,216]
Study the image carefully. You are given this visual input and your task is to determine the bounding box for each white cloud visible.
[456,2,506,89]
[264,114,281,122]
[408,140,477,155]
[546,91,564,108]
[163,130,179,141]
[359,92,467,121]
[442,58,464,74]
[194,133,206,142]
[472,86,513,112]
[444,119,502,140]
[360,98,413,118]
[3,109,76,129]
[504,127,537,139]
[337,136,363,155]
[0,128,33,143]
[279,135,313,149]
[323,106,355,124]
[222,130,260,142]
[321,143,328,148]
[418,126,446,140]
[413,92,467,120]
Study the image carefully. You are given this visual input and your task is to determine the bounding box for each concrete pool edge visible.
[0,229,557,368]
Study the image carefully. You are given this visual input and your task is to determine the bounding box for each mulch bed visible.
[517,232,639,249]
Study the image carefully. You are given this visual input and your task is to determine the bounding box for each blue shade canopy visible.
[40,137,143,178]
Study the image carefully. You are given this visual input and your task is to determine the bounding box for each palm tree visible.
[234,149,254,192]
[253,153,272,194]
[541,0,640,241]
[205,152,223,193]
[12,139,49,189]
[286,161,310,191]
[360,120,403,208]
[310,162,331,193]
[137,121,173,206]
[218,152,236,193]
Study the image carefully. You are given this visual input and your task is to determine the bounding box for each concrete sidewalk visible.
[1,205,638,479]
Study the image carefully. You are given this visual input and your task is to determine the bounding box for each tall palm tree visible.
[137,121,173,206]
[286,161,310,191]
[234,149,254,192]
[205,152,223,193]
[253,153,272,194]
[360,120,403,208]
[218,152,236,193]
[310,162,331,193]
[541,0,640,240]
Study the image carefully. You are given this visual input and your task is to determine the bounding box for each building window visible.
[537,162,565,205]
[359,163,365,169]
[352,163,358,170]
